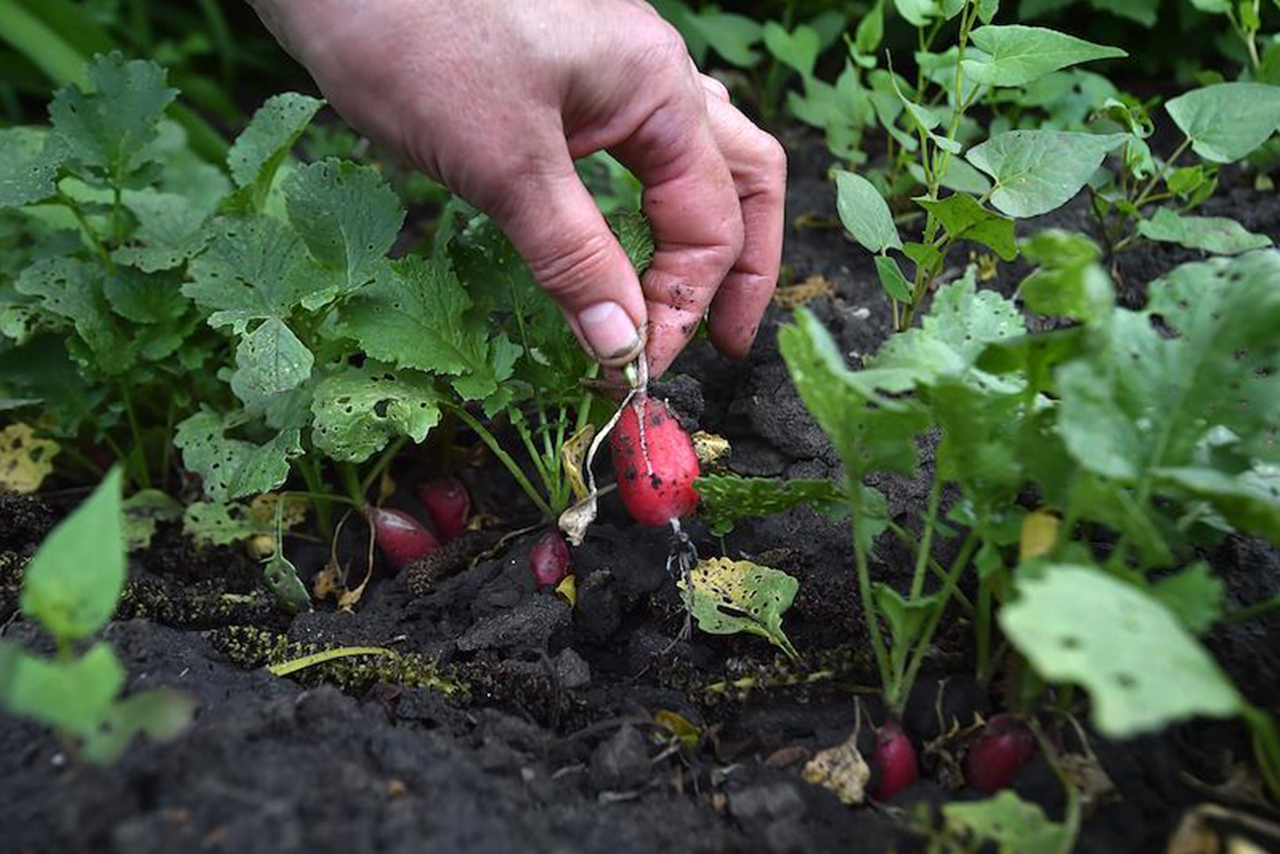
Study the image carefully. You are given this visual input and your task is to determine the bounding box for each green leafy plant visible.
[751,237,1280,793]
[0,467,196,763]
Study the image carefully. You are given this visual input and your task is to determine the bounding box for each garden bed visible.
[3,134,1279,854]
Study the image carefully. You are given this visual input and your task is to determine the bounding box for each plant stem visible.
[1224,595,1280,625]
[896,532,978,716]
[449,404,554,518]
[336,461,365,506]
[849,478,894,698]
[297,459,334,542]
[358,435,408,496]
[57,190,113,269]
[1133,137,1192,209]
[909,478,943,600]
[120,384,150,489]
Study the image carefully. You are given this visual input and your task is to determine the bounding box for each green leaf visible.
[185,215,337,333]
[1058,252,1280,483]
[1166,82,1280,164]
[687,9,763,67]
[855,0,885,55]
[1153,466,1280,544]
[262,552,311,614]
[1018,230,1114,321]
[20,468,125,642]
[1138,208,1272,256]
[894,0,941,26]
[962,25,1126,88]
[0,127,63,207]
[227,92,325,198]
[694,473,848,536]
[122,488,183,552]
[680,558,800,660]
[762,22,820,78]
[174,411,301,502]
[182,500,263,546]
[228,317,314,412]
[779,309,928,478]
[965,131,1126,218]
[283,158,404,294]
[916,194,1017,260]
[874,255,913,301]
[81,687,195,765]
[310,362,442,463]
[1151,562,1224,635]
[834,170,902,253]
[112,189,211,272]
[47,52,176,182]
[340,255,517,405]
[15,257,134,374]
[1001,563,1241,736]
[942,791,1074,854]
[608,209,655,275]
[873,583,939,651]
[0,641,124,736]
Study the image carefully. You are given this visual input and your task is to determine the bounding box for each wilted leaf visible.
[0,423,58,493]
[678,558,800,659]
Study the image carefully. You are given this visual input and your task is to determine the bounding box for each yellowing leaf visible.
[774,274,836,309]
[0,423,58,493]
[803,731,870,805]
[678,557,800,660]
[691,431,731,468]
[1019,510,1060,562]
[561,424,596,503]
[653,709,702,749]
[555,574,577,608]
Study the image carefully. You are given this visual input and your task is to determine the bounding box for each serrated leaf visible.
[15,257,134,374]
[283,158,403,294]
[834,170,902,253]
[174,411,301,502]
[916,194,1017,260]
[1138,208,1272,256]
[678,558,800,659]
[965,131,1126,218]
[943,791,1073,854]
[779,309,928,478]
[962,25,1126,88]
[1001,563,1241,736]
[227,92,324,195]
[1166,82,1280,164]
[228,317,314,411]
[20,468,124,642]
[310,362,442,463]
[608,209,655,274]
[0,642,124,736]
[112,189,210,272]
[694,473,847,536]
[185,215,337,333]
[340,255,516,403]
[48,53,176,182]
[0,128,64,207]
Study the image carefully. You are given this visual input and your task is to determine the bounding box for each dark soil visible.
[3,136,1280,854]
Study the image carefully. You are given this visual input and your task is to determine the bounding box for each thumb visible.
[487,155,647,367]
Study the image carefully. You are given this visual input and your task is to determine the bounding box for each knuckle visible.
[523,227,619,302]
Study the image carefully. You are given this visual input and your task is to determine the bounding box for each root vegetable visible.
[530,530,571,588]
[870,721,919,800]
[418,477,471,541]
[609,396,699,527]
[365,506,437,568]
[964,713,1036,794]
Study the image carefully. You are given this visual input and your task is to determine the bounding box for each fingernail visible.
[577,301,641,362]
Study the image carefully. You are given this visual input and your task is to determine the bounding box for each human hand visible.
[249,0,785,377]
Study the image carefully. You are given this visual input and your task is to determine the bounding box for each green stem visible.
[909,478,943,600]
[449,404,554,518]
[976,562,993,682]
[57,190,113,269]
[297,459,334,543]
[895,533,979,717]
[1243,705,1280,800]
[336,462,365,506]
[887,520,974,612]
[268,646,395,677]
[281,489,361,509]
[120,384,150,489]
[1223,595,1280,625]
[358,435,408,496]
[1133,137,1192,209]
[1030,719,1083,850]
[849,478,894,697]
[159,397,175,489]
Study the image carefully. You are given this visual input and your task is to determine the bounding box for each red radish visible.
[609,396,700,527]
[364,506,438,568]
[964,714,1037,794]
[418,477,471,541]
[871,721,919,800]
[530,530,571,588]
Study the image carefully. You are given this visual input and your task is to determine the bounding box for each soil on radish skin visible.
[3,137,1280,854]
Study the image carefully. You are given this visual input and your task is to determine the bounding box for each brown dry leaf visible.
[313,563,343,600]
[1168,803,1280,854]
[802,731,870,806]
[561,424,596,503]
[0,423,58,493]
[1019,509,1060,563]
[773,274,836,310]
[244,534,276,560]
[1060,750,1118,812]
[691,431,731,468]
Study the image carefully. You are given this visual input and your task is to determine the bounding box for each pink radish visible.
[530,530,571,588]
[609,396,700,527]
[365,506,437,568]
[418,477,471,541]
[964,714,1036,794]
[871,721,919,800]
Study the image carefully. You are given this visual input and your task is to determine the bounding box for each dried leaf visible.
[774,274,835,309]
[803,731,870,805]
[678,557,800,659]
[691,431,731,468]
[555,573,577,607]
[0,423,58,493]
[561,424,596,502]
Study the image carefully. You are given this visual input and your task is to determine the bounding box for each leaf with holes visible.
[228,318,314,412]
[310,362,442,463]
[695,473,846,535]
[0,128,64,207]
[227,92,325,207]
[173,410,301,502]
[1001,563,1241,736]
[0,423,58,494]
[678,558,800,660]
[16,258,135,375]
[942,791,1074,854]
